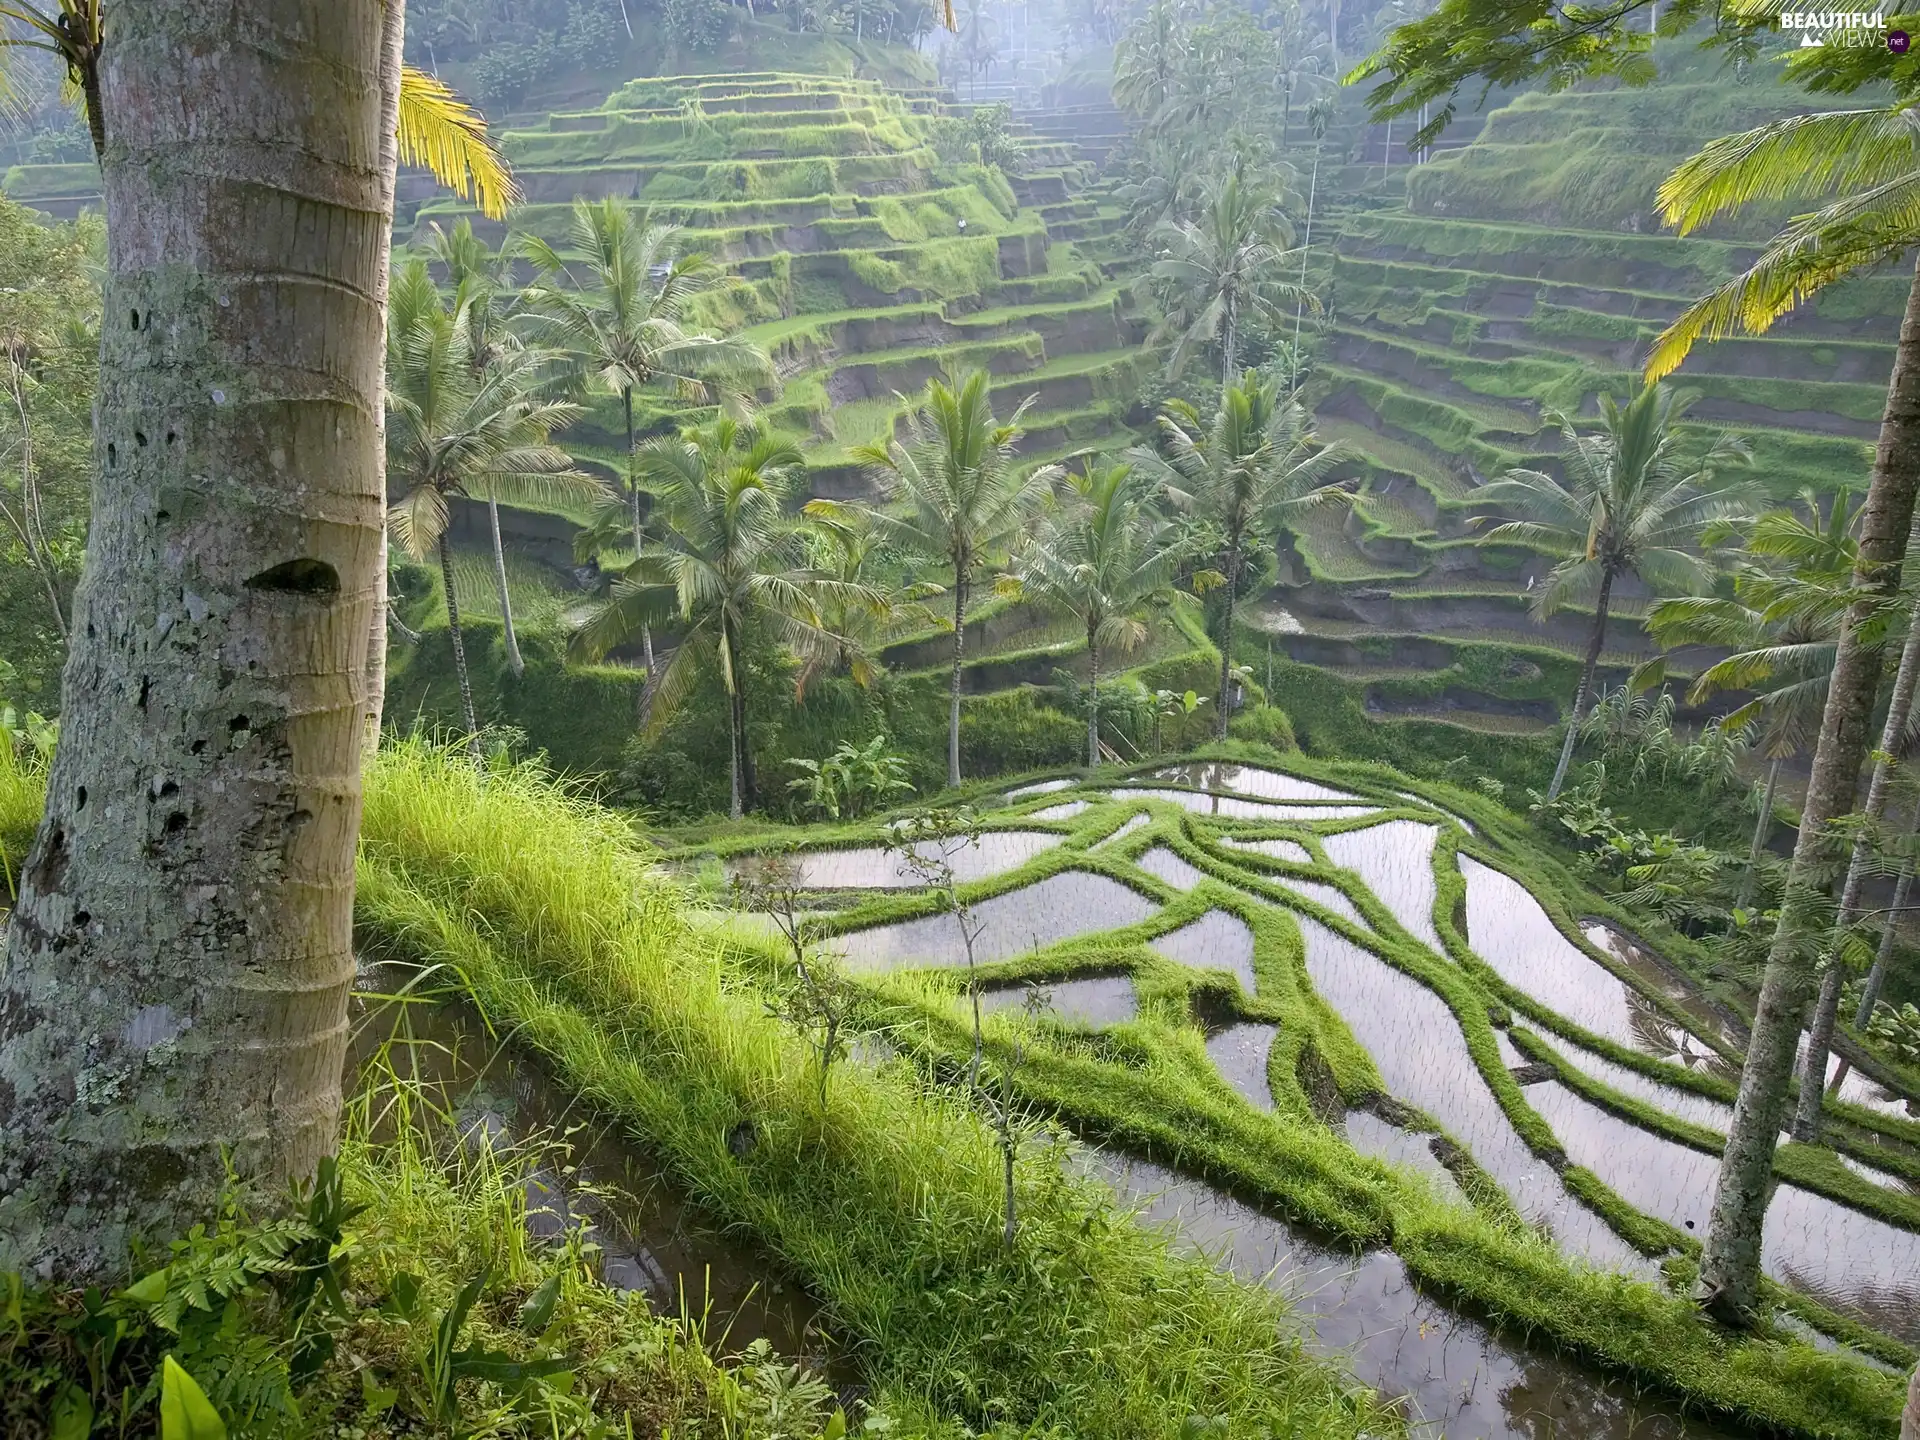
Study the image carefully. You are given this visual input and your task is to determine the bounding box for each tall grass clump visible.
[355,737,1402,1439]
[0,739,48,901]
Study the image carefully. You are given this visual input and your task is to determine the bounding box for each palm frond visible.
[397,65,517,220]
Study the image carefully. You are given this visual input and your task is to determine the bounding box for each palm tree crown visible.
[1015,463,1187,764]
[846,369,1060,788]
[1477,383,1753,799]
[1135,370,1347,736]
[385,260,602,756]
[572,419,861,819]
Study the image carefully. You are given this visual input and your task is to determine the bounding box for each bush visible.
[663,0,733,52]
[1228,702,1296,752]
[959,687,1084,774]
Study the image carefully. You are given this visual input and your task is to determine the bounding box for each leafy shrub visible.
[787,735,916,819]
[1228,702,1296,752]
[663,0,733,51]
[959,688,1084,773]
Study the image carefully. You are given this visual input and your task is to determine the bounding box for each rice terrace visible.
[5,0,1920,1437]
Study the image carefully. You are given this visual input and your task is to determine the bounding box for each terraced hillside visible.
[1265,62,1895,731]
[398,72,1145,495]
[690,754,1920,1436]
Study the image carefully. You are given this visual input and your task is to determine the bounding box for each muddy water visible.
[1269,875,1371,930]
[1465,859,1719,1062]
[1529,1081,1920,1342]
[1147,763,1361,803]
[351,993,825,1357]
[730,831,1058,889]
[1323,821,1443,953]
[1091,1154,1741,1440]
[1136,846,1207,890]
[980,972,1138,1026]
[1205,1022,1277,1109]
[1152,909,1258,995]
[1220,835,1312,865]
[1121,787,1381,821]
[831,871,1157,972]
[1295,915,1654,1277]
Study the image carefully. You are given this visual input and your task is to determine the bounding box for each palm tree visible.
[1134,371,1348,738]
[1112,0,1184,120]
[1014,464,1186,765]
[1648,495,1860,911]
[1143,164,1308,386]
[1475,385,1753,802]
[523,198,770,674]
[845,370,1059,789]
[429,219,539,675]
[572,419,859,819]
[797,506,943,691]
[1647,95,1920,1331]
[385,261,602,760]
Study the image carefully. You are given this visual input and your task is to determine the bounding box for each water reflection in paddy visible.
[1137,846,1207,890]
[832,872,1156,972]
[1007,778,1076,797]
[731,831,1058,889]
[1295,915,1651,1276]
[1091,1154,1737,1440]
[1344,1109,1464,1203]
[1466,859,1714,1061]
[1220,834,1312,865]
[1269,875,1370,930]
[1530,1082,1920,1342]
[1323,821,1443,952]
[1093,813,1151,846]
[1147,763,1360,802]
[1121,787,1380,820]
[1152,910,1258,995]
[979,973,1137,1026]
[1205,1022,1276,1109]
[1528,1033,1735,1133]
[1028,800,1091,820]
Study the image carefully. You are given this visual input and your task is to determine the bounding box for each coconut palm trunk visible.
[1855,807,1920,1032]
[1088,620,1103,766]
[438,533,486,764]
[1793,583,1920,1140]
[364,0,406,758]
[1547,570,1616,801]
[0,0,389,1282]
[950,570,970,788]
[1698,251,1920,1322]
[1216,532,1243,739]
[623,385,655,675]
[487,495,524,675]
[1737,755,1781,913]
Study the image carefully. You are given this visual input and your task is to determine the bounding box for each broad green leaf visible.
[50,1383,93,1440]
[121,1267,170,1305]
[159,1356,226,1440]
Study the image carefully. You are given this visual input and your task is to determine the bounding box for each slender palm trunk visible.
[487,496,524,676]
[1794,583,1920,1141]
[1736,756,1781,913]
[1087,621,1102,766]
[0,0,389,1282]
[439,535,486,764]
[1216,532,1242,739]
[623,385,654,675]
[1547,571,1615,802]
[1221,300,1238,391]
[949,568,970,788]
[1856,805,1920,1031]
[1291,148,1320,391]
[1698,249,1920,1324]
[364,0,405,758]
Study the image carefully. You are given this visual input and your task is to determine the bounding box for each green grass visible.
[355,740,1407,1439]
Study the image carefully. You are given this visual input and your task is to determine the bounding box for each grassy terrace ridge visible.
[643,743,1918,1437]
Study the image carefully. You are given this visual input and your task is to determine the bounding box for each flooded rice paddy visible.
[730,831,1057,889]
[831,871,1156,971]
[1093,1154,1738,1439]
[1006,778,1076,797]
[715,765,1920,1391]
[1322,821,1443,952]
[1149,763,1362,803]
[1027,800,1090,820]
[1150,909,1258,994]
